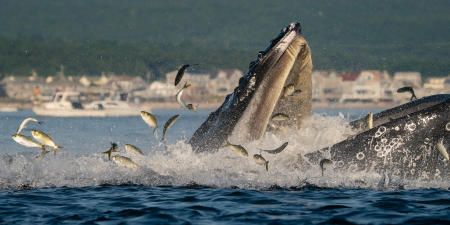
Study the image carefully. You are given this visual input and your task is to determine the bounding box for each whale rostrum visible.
[190,22,312,152]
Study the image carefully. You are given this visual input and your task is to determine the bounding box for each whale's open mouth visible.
[190,22,313,152]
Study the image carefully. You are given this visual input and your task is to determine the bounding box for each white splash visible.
[1,113,448,190]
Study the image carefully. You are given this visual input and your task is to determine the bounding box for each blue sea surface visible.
[1,109,449,224]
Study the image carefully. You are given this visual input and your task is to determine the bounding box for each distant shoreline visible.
[0,100,401,111]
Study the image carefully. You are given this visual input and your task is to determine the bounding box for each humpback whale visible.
[190,22,449,182]
[190,22,312,152]
[305,97,449,181]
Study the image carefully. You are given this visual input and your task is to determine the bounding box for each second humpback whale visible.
[189,22,449,182]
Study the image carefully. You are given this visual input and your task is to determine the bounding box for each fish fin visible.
[55,145,63,150]
[153,127,158,137]
[183,82,191,89]
[265,161,269,171]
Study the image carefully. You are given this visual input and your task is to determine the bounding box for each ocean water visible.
[1,108,449,224]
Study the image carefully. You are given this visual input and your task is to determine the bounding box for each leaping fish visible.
[125,144,143,155]
[436,138,449,160]
[281,83,302,98]
[140,111,158,136]
[176,82,198,112]
[103,142,119,160]
[35,149,51,162]
[260,142,289,154]
[224,141,248,158]
[186,103,198,112]
[16,117,42,134]
[174,64,198,86]
[11,134,46,150]
[176,82,191,108]
[397,86,417,101]
[112,155,139,169]
[162,114,180,141]
[253,154,269,171]
[31,130,63,155]
[319,159,333,176]
[365,112,373,130]
[271,113,289,122]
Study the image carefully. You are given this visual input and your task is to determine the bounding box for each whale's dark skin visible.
[190,22,312,152]
[189,22,449,182]
[305,98,450,181]
[350,94,450,131]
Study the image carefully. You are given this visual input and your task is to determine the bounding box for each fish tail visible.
[102,150,112,160]
[183,82,190,89]
[222,140,230,148]
[265,161,269,171]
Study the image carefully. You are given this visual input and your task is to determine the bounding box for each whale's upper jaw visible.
[189,22,312,152]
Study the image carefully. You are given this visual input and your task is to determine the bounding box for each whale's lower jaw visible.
[305,98,450,182]
[189,22,312,152]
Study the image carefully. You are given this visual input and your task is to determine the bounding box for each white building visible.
[312,71,343,103]
[340,70,392,103]
[423,76,450,95]
[145,81,178,98]
[208,69,242,96]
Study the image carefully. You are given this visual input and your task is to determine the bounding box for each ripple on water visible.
[0,186,449,224]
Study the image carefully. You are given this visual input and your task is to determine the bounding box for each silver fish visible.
[319,159,333,176]
[176,82,191,108]
[31,130,63,154]
[271,113,289,121]
[112,155,139,169]
[174,64,198,86]
[397,86,417,101]
[140,111,158,135]
[437,138,449,160]
[125,144,143,155]
[253,154,269,171]
[11,134,45,150]
[366,112,373,129]
[224,141,248,157]
[282,84,295,98]
[281,83,302,98]
[162,114,180,141]
[261,142,288,154]
[16,117,41,134]
[176,82,198,112]
[186,103,198,112]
